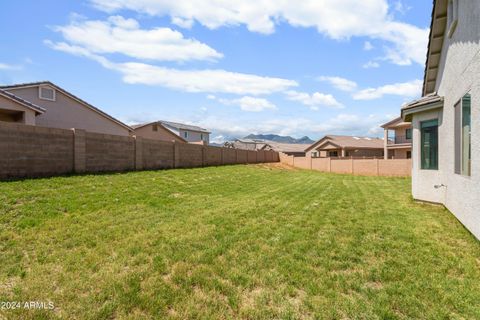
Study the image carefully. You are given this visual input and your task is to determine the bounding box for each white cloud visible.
[318,76,357,92]
[353,79,422,100]
[52,15,222,62]
[0,63,21,70]
[362,61,380,69]
[193,113,392,140]
[46,42,297,95]
[206,94,216,100]
[219,96,277,112]
[363,41,374,51]
[210,135,226,144]
[285,90,343,110]
[89,0,428,65]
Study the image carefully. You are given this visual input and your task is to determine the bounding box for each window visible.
[421,119,439,170]
[329,151,338,157]
[200,134,203,140]
[152,124,158,132]
[39,86,56,101]
[311,151,319,158]
[405,128,412,140]
[184,131,188,139]
[447,0,458,38]
[407,151,412,159]
[455,94,471,176]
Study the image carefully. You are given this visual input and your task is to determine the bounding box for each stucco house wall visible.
[4,85,131,136]
[178,129,209,144]
[408,0,480,238]
[134,123,186,143]
[0,95,37,125]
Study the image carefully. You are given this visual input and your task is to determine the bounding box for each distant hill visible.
[243,134,315,144]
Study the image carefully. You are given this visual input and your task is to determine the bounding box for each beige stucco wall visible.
[5,86,130,136]
[134,124,185,143]
[411,0,480,239]
[0,95,36,125]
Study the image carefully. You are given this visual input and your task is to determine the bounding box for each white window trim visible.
[38,86,56,101]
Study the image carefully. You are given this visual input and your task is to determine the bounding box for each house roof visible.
[401,93,444,121]
[306,135,384,152]
[0,81,133,131]
[159,120,210,133]
[131,121,188,142]
[423,0,448,96]
[0,89,46,114]
[262,142,307,153]
[380,116,411,129]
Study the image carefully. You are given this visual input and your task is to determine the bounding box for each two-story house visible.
[381,117,412,159]
[401,0,480,239]
[133,120,210,145]
[0,81,132,136]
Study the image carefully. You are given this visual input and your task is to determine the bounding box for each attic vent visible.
[39,86,56,101]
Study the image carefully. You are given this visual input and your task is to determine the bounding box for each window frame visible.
[184,131,188,139]
[38,86,56,101]
[420,119,439,170]
[454,93,471,176]
[405,128,412,140]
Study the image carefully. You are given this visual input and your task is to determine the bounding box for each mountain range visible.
[243,134,315,144]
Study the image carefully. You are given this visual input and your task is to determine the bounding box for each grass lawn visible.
[1,164,480,319]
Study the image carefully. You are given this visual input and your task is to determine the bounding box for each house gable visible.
[1,82,132,136]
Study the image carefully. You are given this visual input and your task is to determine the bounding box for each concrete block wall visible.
[280,152,412,177]
[0,122,74,179]
[0,122,279,179]
[85,132,135,172]
[141,139,174,170]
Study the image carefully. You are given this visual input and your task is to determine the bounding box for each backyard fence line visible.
[280,153,412,177]
[0,122,279,180]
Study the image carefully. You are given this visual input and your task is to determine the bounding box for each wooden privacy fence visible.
[0,122,279,179]
[280,153,412,177]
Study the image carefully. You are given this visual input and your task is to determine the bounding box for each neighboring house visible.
[0,81,132,136]
[225,138,307,156]
[381,117,412,159]
[154,120,210,144]
[305,135,384,158]
[0,89,45,124]
[225,139,269,151]
[260,142,307,157]
[401,0,480,239]
[132,121,187,143]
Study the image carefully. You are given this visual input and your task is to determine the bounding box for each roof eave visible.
[401,100,444,122]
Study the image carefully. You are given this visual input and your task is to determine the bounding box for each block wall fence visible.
[0,122,280,179]
[279,153,412,177]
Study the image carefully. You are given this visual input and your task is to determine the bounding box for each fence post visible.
[202,146,206,167]
[73,128,86,174]
[134,136,143,171]
[351,158,354,174]
[235,149,239,163]
[376,158,380,176]
[310,155,313,170]
[173,141,180,168]
[328,157,331,172]
[221,147,225,165]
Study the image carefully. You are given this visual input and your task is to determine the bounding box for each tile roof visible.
[307,135,384,151]
[0,89,46,114]
[264,142,308,153]
[159,120,210,133]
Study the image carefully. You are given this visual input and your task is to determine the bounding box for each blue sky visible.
[0,0,432,142]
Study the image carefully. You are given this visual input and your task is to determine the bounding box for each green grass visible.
[1,164,480,319]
